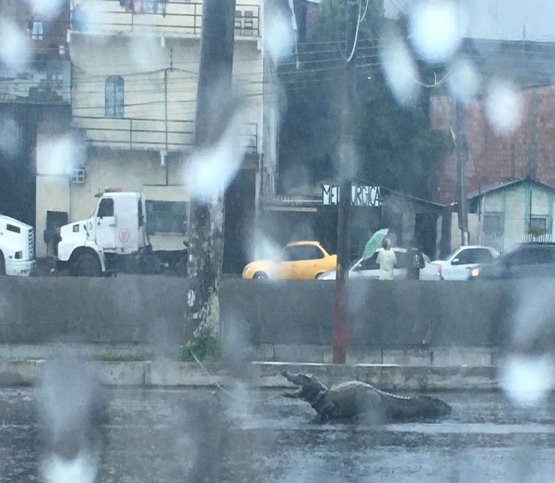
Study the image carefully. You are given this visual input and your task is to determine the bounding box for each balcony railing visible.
[72,116,194,151]
[72,115,259,154]
[70,0,260,38]
[522,233,554,243]
[0,60,71,104]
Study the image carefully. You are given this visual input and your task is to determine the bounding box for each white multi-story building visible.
[35,0,270,269]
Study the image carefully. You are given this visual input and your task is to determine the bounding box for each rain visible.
[2,0,555,482]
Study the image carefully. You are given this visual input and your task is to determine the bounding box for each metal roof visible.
[467,177,555,199]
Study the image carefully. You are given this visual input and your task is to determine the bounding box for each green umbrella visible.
[362,228,389,260]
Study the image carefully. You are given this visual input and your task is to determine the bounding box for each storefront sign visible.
[322,184,381,207]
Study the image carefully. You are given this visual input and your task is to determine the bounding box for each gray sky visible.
[385,0,555,42]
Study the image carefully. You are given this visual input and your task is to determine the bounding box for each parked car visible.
[470,242,555,280]
[420,245,499,281]
[242,241,337,280]
[318,247,431,280]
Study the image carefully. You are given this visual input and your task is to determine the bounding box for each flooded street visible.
[1,387,555,482]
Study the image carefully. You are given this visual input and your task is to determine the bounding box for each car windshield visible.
[4,1,553,481]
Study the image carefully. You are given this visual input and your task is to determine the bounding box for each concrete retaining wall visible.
[0,276,193,349]
[220,279,554,363]
[1,276,552,366]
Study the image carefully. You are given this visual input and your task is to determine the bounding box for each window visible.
[483,213,503,235]
[71,167,85,184]
[138,200,144,228]
[284,245,324,261]
[31,21,43,40]
[105,76,124,118]
[145,201,187,234]
[453,248,494,265]
[357,249,405,270]
[6,224,21,234]
[358,254,378,271]
[98,198,114,218]
[530,216,548,234]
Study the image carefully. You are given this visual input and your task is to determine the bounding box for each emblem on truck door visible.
[119,229,129,243]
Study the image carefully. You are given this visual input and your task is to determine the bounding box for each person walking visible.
[406,239,425,280]
[376,238,396,280]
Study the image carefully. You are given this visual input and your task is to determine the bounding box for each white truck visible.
[56,190,188,277]
[0,215,36,276]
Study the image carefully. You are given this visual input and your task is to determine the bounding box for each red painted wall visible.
[431,85,555,203]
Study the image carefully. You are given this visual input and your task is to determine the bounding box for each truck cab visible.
[0,215,36,276]
[57,191,149,276]
[93,191,147,255]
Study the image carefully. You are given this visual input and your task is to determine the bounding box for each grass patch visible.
[181,321,222,362]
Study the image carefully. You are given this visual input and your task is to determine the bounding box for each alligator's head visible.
[281,371,328,404]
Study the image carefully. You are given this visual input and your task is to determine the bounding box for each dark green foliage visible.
[278,0,449,198]
[182,322,222,362]
[356,78,449,197]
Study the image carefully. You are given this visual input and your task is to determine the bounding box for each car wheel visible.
[315,272,324,279]
[76,253,101,277]
[0,252,5,276]
[253,272,268,280]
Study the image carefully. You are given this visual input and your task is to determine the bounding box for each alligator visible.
[282,371,452,422]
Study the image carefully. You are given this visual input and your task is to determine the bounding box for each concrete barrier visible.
[0,276,553,367]
[219,278,555,363]
[0,276,193,349]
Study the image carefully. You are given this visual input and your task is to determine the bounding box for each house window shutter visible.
[105,75,124,118]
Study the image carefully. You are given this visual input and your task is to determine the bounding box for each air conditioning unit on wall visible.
[71,167,85,184]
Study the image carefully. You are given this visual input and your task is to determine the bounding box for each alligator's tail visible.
[385,395,452,421]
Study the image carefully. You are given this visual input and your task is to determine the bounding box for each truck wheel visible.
[0,253,4,276]
[75,253,101,277]
[253,272,268,280]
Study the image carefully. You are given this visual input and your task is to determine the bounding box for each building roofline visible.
[468,177,555,199]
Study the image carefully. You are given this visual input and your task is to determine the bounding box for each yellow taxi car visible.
[242,241,337,280]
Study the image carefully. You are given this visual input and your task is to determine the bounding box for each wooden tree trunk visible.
[187,0,236,330]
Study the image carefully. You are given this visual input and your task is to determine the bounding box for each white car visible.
[420,245,499,281]
[318,248,431,280]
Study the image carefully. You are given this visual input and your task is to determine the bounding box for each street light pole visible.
[333,0,359,364]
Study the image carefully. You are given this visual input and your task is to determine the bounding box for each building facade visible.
[34,0,268,263]
[468,178,555,253]
[0,0,71,233]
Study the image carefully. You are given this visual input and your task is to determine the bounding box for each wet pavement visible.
[1,386,555,482]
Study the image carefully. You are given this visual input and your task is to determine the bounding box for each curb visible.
[0,360,499,391]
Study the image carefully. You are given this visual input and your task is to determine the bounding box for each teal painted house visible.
[469,178,555,253]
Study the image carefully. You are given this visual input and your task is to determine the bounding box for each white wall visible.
[475,184,555,253]
[70,33,265,154]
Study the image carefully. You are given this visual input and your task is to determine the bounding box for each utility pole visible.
[455,102,469,246]
[187,0,236,327]
[333,0,358,364]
